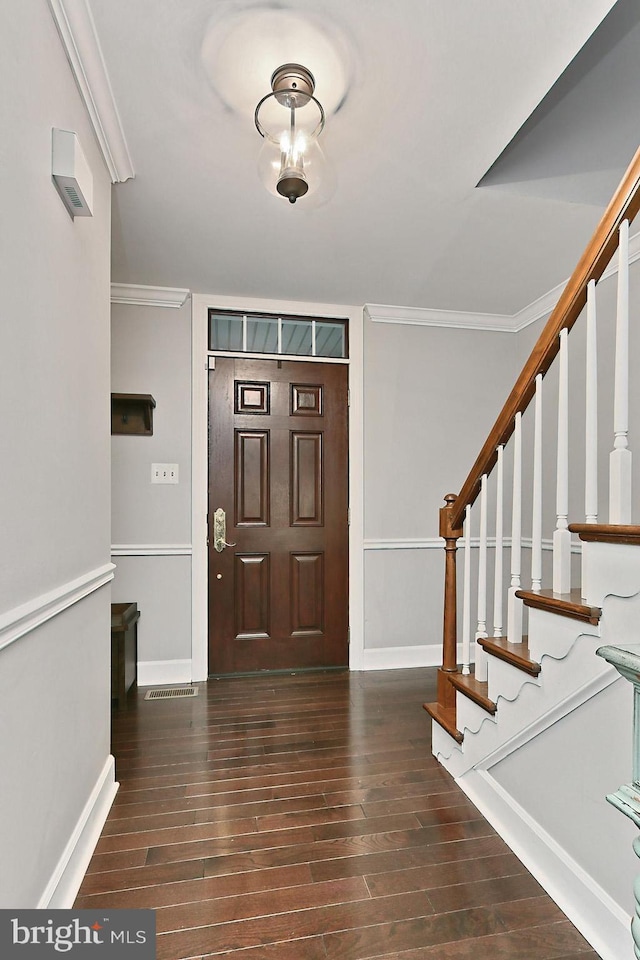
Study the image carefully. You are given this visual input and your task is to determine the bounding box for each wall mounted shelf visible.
[111,393,156,436]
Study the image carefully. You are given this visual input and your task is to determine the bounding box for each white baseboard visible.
[362,642,470,671]
[457,768,633,960]
[39,755,118,908]
[363,645,442,670]
[137,659,193,686]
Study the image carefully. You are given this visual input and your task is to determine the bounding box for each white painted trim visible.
[137,659,193,687]
[511,280,566,332]
[209,350,349,365]
[363,536,579,553]
[110,283,191,308]
[365,229,640,334]
[191,293,365,680]
[39,755,118,908]
[111,544,192,557]
[477,666,619,770]
[0,562,115,654]
[47,0,134,183]
[364,303,518,333]
[364,537,444,551]
[363,645,444,670]
[191,296,209,682]
[457,768,633,960]
[348,309,365,671]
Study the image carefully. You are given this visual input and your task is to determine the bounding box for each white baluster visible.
[610,219,632,523]
[531,375,543,592]
[475,475,489,682]
[553,328,571,593]
[461,504,472,676]
[507,413,523,644]
[493,445,504,639]
[585,279,598,523]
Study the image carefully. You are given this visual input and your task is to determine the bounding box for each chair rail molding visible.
[365,229,640,334]
[363,536,579,553]
[47,0,134,183]
[0,562,116,653]
[111,544,193,556]
[110,284,191,308]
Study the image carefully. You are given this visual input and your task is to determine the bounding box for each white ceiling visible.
[87,0,622,314]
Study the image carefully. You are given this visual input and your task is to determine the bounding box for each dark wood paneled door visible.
[208,357,348,674]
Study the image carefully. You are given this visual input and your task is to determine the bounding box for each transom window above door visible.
[208,309,348,360]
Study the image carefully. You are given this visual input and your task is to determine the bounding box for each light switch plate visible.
[151,463,179,484]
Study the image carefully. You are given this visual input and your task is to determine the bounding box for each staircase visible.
[425,146,640,960]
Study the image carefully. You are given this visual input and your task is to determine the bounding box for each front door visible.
[208,357,348,674]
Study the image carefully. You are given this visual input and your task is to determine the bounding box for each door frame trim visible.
[190,293,364,680]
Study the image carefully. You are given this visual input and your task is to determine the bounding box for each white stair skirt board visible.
[362,643,472,671]
[137,659,193,686]
[457,769,633,960]
[39,755,118,908]
[434,638,617,778]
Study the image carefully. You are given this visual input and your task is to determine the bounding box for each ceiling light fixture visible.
[254,63,325,204]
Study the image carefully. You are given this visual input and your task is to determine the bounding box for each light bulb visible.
[258,138,329,204]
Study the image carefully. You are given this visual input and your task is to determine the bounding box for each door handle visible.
[213,507,236,552]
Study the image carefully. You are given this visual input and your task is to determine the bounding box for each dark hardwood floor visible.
[75,668,602,959]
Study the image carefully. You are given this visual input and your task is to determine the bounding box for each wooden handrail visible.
[450,143,640,531]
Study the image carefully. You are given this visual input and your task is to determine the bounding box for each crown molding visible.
[47,0,134,183]
[366,229,640,334]
[364,303,517,333]
[111,283,191,308]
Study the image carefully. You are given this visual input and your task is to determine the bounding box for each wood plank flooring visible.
[75,668,602,959]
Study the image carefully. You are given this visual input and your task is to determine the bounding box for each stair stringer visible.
[440,596,604,765]
[434,632,615,778]
[431,584,640,959]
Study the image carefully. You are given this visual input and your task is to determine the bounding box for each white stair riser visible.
[456,691,496,736]
[582,541,640,605]
[487,652,540,703]
[527,606,599,664]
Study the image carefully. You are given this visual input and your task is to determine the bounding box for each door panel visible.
[235,431,270,525]
[290,553,324,636]
[234,554,270,639]
[291,432,323,525]
[208,357,348,674]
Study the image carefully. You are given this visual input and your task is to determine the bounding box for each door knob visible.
[213,507,236,552]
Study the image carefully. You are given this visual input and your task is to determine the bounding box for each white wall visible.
[111,301,192,681]
[0,0,113,905]
[363,318,521,663]
[490,673,637,914]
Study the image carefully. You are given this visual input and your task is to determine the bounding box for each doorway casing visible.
[190,293,364,680]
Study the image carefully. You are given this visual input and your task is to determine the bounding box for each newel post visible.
[438,493,463,707]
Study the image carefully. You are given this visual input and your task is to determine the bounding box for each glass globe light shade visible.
[257,137,327,204]
[255,64,325,204]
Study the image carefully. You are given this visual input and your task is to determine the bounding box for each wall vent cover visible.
[144,687,199,701]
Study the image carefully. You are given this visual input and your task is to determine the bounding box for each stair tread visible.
[477,636,541,676]
[423,701,463,743]
[569,523,640,545]
[515,588,601,624]
[449,673,497,714]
